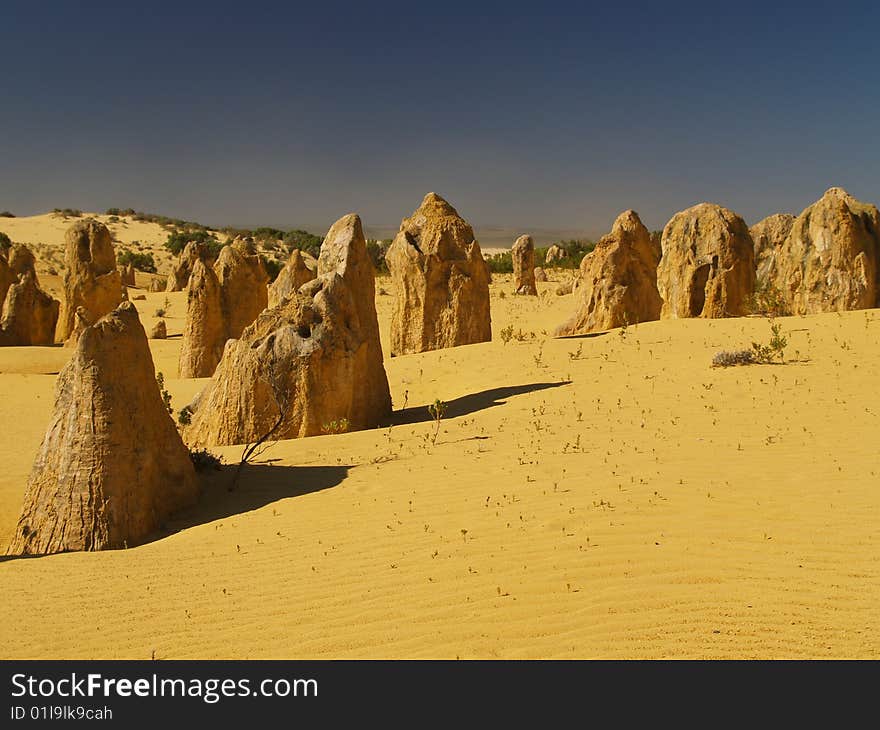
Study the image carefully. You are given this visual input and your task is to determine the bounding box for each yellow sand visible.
[0,212,182,295]
[1,273,878,659]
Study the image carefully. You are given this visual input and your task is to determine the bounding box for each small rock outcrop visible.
[385,193,491,355]
[268,249,317,307]
[555,210,661,335]
[6,302,199,555]
[0,253,17,315]
[545,244,568,265]
[751,213,795,291]
[183,214,391,446]
[7,244,36,277]
[776,188,880,314]
[166,241,216,292]
[1,271,60,346]
[57,219,124,342]
[150,319,167,339]
[657,203,755,318]
[534,267,548,283]
[119,263,136,287]
[179,259,226,378]
[214,238,269,339]
[512,235,537,295]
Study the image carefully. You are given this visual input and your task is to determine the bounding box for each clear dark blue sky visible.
[2,1,878,235]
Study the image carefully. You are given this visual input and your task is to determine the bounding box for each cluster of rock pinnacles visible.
[5,187,880,556]
[555,187,880,335]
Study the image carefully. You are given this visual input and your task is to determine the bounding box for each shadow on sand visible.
[156,463,352,540]
[386,381,570,426]
[0,464,351,560]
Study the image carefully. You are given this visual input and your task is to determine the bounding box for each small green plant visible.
[428,399,447,445]
[189,448,223,472]
[568,343,584,361]
[712,321,788,367]
[752,321,787,364]
[156,372,172,413]
[178,406,192,426]
[533,344,544,368]
[747,282,790,317]
[321,418,350,435]
[500,325,514,344]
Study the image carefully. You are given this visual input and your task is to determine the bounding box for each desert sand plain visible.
[0,212,878,660]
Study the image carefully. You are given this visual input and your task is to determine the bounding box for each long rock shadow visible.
[0,464,351,561]
[154,463,351,541]
[386,381,570,426]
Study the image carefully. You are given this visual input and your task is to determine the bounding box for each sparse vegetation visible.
[711,349,756,367]
[165,228,221,257]
[189,448,223,472]
[712,321,788,367]
[117,249,157,273]
[0,211,14,218]
[156,372,172,413]
[53,208,83,218]
[261,255,283,282]
[747,281,790,317]
[321,418,350,435]
[178,406,192,426]
[366,239,391,274]
[428,399,447,445]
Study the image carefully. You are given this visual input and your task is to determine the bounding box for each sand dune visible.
[1,275,878,658]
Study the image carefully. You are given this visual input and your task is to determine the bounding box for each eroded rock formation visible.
[657,203,755,318]
[6,302,199,555]
[214,238,269,340]
[751,213,794,292]
[776,187,880,313]
[1,272,60,346]
[385,193,491,355]
[556,210,661,335]
[268,249,316,307]
[512,235,537,295]
[178,259,226,378]
[58,219,123,342]
[183,214,391,446]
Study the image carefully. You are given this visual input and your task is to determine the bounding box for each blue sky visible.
[2,1,878,235]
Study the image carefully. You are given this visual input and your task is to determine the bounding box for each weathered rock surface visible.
[150,319,167,339]
[556,210,661,335]
[119,263,136,287]
[317,214,391,424]
[268,249,316,307]
[776,187,880,314]
[6,302,199,555]
[166,241,216,292]
[184,214,391,446]
[385,193,491,355]
[214,238,269,339]
[534,266,548,283]
[58,219,123,342]
[7,244,36,277]
[179,259,226,378]
[512,235,537,295]
[657,203,755,318]
[1,271,60,346]
[545,244,568,265]
[751,213,794,291]
[149,277,166,292]
[0,253,17,314]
